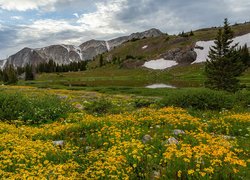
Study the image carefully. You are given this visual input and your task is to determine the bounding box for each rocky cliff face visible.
[5,48,45,68]
[79,40,108,60]
[1,28,163,68]
[0,59,7,69]
[108,28,163,50]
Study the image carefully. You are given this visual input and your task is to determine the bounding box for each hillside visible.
[90,22,250,69]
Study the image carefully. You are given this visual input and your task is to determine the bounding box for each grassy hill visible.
[89,21,250,65]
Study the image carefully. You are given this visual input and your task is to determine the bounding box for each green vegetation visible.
[205,19,249,92]
[0,91,75,124]
[1,65,18,84]
[36,59,87,73]
[0,86,249,179]
[24,64,35,81]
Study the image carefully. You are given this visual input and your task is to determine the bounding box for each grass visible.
[14,63,250,97]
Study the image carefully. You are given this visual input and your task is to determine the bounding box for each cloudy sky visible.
[0,0,250,59]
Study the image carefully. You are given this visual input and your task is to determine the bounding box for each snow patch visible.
[193,40,214,64]
[60,44,70,52]
[193,33,250,64]
[142,45,148,49]
[146,84,176,89]
[143,58,178,70]
[0,59,7,69]
[105,41,110,51]
[73,45,83,60]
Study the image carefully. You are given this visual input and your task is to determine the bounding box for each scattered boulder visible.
[167,137,179,145]
[155,125,161,129]
[173,129,185,136]
[75,103,84,110]
[195,45,204,50]
[221,135,236,140]
[142,134,152,143]
[53,140,65,148]
[58,95,68,99]
[160,45,197,64]
[85,146,92,151]
[151,171,161,179]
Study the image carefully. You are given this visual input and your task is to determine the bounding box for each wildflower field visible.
[0,86,249,179]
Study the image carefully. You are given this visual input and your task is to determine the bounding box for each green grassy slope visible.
[89,22,250,65]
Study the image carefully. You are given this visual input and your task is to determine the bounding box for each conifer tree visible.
[2,65,18,84]
[99,54,104,67]
[25,64,34,81]
[205,18,246,92]
[0,69,3,81]
[239,44,250,67]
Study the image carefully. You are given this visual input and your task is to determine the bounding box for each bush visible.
[0,92,75,124]
[0,93,29,120]
[21,95,74,124]
[84,98,114,115]
[133,98,154,108]
[235,90,250,108]
[159,89,235,110]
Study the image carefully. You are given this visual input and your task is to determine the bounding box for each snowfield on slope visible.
[146,83,176,89]
[143,59,178,70]
[0,59,7,69]
[193,33,250,64]
[143,33,250,70]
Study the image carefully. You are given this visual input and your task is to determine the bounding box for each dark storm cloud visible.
[116,0,250,33]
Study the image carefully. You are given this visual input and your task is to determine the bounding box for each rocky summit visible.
[1,28,163,68]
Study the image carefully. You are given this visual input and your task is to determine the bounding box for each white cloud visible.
[11,16,23,20]
[77,0,127,34]
[73,13,79,18]
[0,0,58,11]
[17,19,81,41]
[226,0,250,12]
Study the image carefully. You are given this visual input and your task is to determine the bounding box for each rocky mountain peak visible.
[1,28,164,69]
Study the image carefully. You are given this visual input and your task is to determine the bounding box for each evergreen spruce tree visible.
[239,44,250,67]
[25,64,34,81]
[190,30,194,36]
[205,18,246,92]
[0,69,3,81]
[99,54,104,67]
[2,65,18,84]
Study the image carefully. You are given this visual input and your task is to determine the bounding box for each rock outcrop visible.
[108,28,163,50]
[160,45,197,64]
[5,48,45,67]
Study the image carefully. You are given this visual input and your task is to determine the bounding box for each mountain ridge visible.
[0,28,163,69]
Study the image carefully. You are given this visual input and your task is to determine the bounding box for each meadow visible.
[0,86,249,179]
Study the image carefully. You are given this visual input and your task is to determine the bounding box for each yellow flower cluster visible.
[0,106,249,179]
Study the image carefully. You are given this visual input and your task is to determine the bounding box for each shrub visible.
[235,90,250,108]
[159,88,235,110]
[133,98,154,108]
[0,92,75,124]
[0,92,29,120]
[84,98,114,115]
[21,95,74,124]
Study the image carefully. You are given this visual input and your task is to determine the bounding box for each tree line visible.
[0,59,88,84]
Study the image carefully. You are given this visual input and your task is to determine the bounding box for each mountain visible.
[0,28,163,69]
[97,22,250,69]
